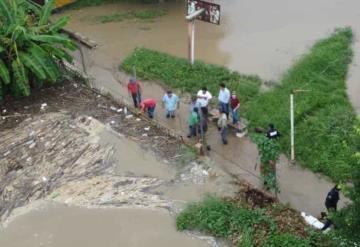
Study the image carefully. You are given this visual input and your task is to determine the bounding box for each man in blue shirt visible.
[162,90,179,118]
[218,83,230,117]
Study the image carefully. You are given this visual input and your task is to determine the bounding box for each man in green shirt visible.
[187,108,199,138]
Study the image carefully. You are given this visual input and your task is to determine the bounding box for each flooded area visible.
[0,204,210,247]
[56,0,360,112]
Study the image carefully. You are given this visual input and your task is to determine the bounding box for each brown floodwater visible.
[0,204,210,247]
[56,0,360,113]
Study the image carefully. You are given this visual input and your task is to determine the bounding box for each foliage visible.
[93,9,166,23]
[246,28,356,182]
[121,48,262,107]
[0,0,76,101]
[332,118,360,244]
[176,196,328,247]
[253,134,280,191]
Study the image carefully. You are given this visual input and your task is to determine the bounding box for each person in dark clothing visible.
[325,185,341,211]
[266,123,280,140]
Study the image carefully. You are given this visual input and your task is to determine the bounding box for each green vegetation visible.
[93,9,166,23]
[253,134,281,191]
[0,0,76,101]
[121,48,262,106]
[68,0,159,9]
[246,28,356,182]
[121,28,357,182]
[176,196,330,247]
[332,119,360,245]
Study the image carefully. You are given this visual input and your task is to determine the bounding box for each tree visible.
[0,0,76,101]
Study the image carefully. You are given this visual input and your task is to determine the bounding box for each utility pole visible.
[185,9,204,65]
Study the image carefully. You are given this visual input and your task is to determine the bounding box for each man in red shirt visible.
[140,98,156,118]
[127,78,142,108]
[230,91,240,127]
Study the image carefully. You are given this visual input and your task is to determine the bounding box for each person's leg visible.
[132,93,138,108]
[225,103,230,118]
[170,110,175,118]
[221,127,228,144]
[148,107,155,118]
[136,91,142,107]
[166,110,170,118]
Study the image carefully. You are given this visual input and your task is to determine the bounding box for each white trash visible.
[144,127,150,131]
[301,212,324,229]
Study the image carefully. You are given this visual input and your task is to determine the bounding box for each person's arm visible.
[137,81,142,94]
[162,96,165,108]
[234,101,240,111]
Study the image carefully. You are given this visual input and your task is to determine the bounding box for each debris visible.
[301,212,324,229]
[142,133,148,137]
[97,95,101,98]
[42,177,48,182]
[29,142,36,149]
[124,107,128,115]
[144,127,150,131]
[3,151,10,157]
[40,103,47,111]
[110,120,116,125]
[136,118,141,122]
[125,114,133,119]
[2,109,6,114]
[73,83,78,88]
[117,108,123,113]
[110,106,117,111]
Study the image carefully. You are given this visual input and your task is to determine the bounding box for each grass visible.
[176,196,331,247]
[121,28,358,182]
[246,27,357,182]
[93,9,166,23]
[121,48,262,107]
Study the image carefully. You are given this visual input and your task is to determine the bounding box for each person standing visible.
[140,98,156,118]
[196,87,212,117]
[218,83,230,117]
[217,109,228,145]
[162,90,179,118]
[325,185,341,211]
[127,78,142,108]
[187,107,199,138]
[230,92,240,127]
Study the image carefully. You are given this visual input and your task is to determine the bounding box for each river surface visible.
[57,0,360,113]
[0,204,209,247]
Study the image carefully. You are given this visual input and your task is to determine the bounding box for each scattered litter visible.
[26,157,32,162]
[301,212,324,229]
[136,118,141,122]
[125,114,133,119]
[73,83,78,88]
[124,107,128,115]
[29,131,35,137]
[87,117,92,120]
[236,132,246,138]
[144,127,150,131]
[97,95,101,98]
[117,108,123,113]
[2,109,6,114]
[29,142,36,149]
[110,106,117,111]
[3,151,10,157]
[40,103,47,111]
[110,120,116,125]
[142,133,148,137]
[42,177,48,182]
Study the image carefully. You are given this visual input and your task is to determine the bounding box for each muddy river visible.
[0,204,209,247]
[58,0,360,112]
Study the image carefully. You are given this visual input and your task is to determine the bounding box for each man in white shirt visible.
[218,83,230,117]
[196,87,212,117]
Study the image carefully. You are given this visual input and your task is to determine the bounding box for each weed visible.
[93,10,166,23]
[67,0,158,9]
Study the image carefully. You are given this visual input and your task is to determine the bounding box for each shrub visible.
[0,0,76,101]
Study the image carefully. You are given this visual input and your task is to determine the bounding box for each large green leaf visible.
[29,44,60,82]
[0,0,14,26]
[30,34,72,44]
[19,52,46,80]
[38,0,55,26]
[49,16,70,33]
[0,59,10,84]
[12,59,30,96]
[41,44,73,63]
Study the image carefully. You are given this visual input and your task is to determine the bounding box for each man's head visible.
[219,83,225,90]
[231,91,237,98]
[129,78,136,84]
[335,184,341,191]
[167,90,173,97]
[202,87,207,93]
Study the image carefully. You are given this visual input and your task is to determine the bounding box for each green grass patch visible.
[121,48,262,107]
[176,196,331,247]
[93,9,166,23]
[246,28,357,182]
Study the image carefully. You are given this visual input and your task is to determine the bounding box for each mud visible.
[0,204,211,247]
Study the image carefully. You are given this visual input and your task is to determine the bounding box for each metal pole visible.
[188,21,192,64]
[290,93,295,163]
[191,19,195,65]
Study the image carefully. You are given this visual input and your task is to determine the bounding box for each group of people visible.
[128,78,241,145]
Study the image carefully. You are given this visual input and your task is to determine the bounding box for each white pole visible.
[188,21,192,63]
[191,19,195,65]
[290,93,295,163]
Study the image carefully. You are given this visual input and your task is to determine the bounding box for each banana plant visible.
[0,0,77,100]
